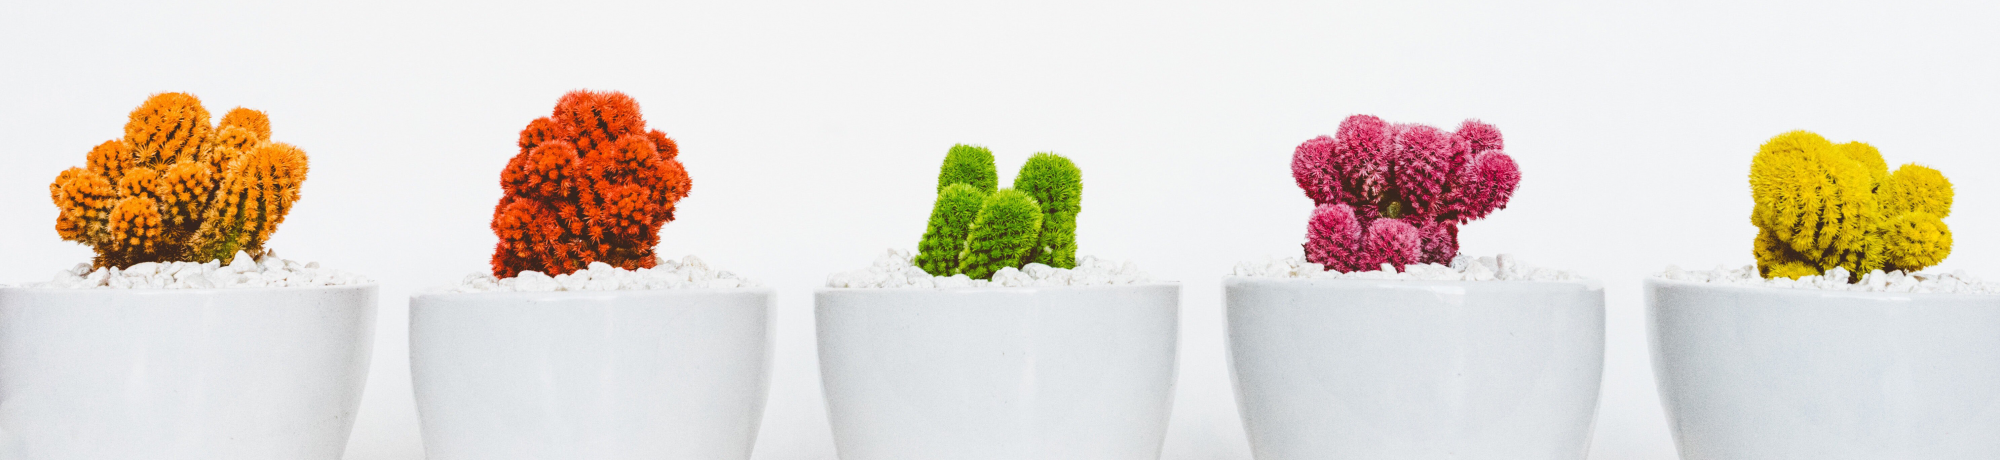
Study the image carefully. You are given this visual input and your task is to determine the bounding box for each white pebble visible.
[454,254,761,292]
[31,251,369,290]
[1232,254,1579,282]
[125,262,160,277]
[1655,264,1999,294]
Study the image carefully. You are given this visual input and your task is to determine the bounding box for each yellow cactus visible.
[1748,131,1954,280]
[1835,142,1887,184]
[1881,212,1951,269]
[1881,164,1952,217]
[47,93,308,268]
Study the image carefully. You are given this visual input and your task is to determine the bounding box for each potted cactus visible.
[1225,115,1605,460]
[407,90,773,460]
[817,145,1178,460]
[1648,131,2000,459]
[0,93,376,460]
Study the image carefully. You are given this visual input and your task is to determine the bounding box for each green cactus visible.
[912,145,1084,280]
[957,189,1044,280]
[915,183,988,275]
[937,144,999,194]
[1013,152,1082,268]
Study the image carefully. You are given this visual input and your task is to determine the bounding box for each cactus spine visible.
[913,145,1084,280]
[47,93,307,268]
[490,90,693,277]
[1748,130,1953,280]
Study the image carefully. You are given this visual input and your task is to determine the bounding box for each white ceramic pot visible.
[1224,277,1605,460]
[1647,278,2000,459]
[0,285,379,460]
[409,288,775,460]
[815,284,1180,460]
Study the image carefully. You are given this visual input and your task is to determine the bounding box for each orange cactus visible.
[47,92,308,268]
[107,197,163,255]
[50,167,115,241]
[197,142,309,258]
[490,90,691,277]
[124,92,211,165]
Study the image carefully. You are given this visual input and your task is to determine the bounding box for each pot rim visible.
[0,283,379,296]
[1646,276,2000,300]
[412,286,777,301]
[815,282,1180,294]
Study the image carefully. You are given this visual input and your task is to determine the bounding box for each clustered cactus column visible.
[1749,131,1953,280]
[914,145,1083,280]
[48,93,309,269]
[1291,115,1520,272]
[490,90,692,277]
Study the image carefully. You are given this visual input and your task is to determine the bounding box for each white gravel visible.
[1658,264,2000,295]
[825,249,1152,288]
[31,250,370,289]
[455,255,757,292]
[1232,254,1582,281]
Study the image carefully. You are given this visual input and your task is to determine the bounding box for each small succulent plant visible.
[490,90,692,277]
[1749,131,1953,280]
[1292,115,1520,272]
[49,93,308,269]
[914,145,1082,280]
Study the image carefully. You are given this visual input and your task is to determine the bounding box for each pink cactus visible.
[1390,124,1452,216]
[1291,136,1341,204]
[1416,220,1458,264]
[1333,115,1394,202]
[1361,218,1422,271]
[1305,203,1365,271]
[1449,151,1520,222]
[1291,114,1519,271]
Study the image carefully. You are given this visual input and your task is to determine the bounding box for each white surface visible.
[1,1,1997,459]
[0,285,379,459]
[409,288,775,460]
[1646,279,2000,459]
[1225,277,1605,459]
[815,284,1179,460]
[825,248,1150,288]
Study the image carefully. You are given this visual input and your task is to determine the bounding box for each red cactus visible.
[490,90,691,277]
[1292,115,1519,271]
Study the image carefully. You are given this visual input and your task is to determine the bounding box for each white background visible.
[4,1,1997,458]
